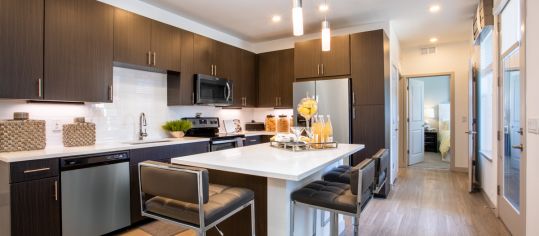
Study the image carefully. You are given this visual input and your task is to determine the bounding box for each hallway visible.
[354,168,510,236]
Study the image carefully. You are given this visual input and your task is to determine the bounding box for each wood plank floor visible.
[347,168,510,236]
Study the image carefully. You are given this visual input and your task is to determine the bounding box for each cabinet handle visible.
[352,92,356,105]
[321,64,325,75]
[317,64,320,75]
[192,92,195,104]
[37,78,43,98]
[211,65,215,75]
[23,167,50,173]
[214,65,217,76]
[152,52,157,66]
[54,180,58,201]
[352,107,356,120]
[147,52,151,65]
[108,85,113,101]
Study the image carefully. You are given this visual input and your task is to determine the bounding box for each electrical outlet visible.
[52,120,63,133]
[528,118,539,134]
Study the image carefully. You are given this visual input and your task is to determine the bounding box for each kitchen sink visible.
[124,139,172,145]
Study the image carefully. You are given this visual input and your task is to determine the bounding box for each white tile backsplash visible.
[0,67,291,146]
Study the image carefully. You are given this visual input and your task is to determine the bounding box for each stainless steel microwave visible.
[195,74,233,106]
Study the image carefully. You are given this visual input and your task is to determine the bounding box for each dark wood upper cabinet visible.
[350,30,388,106]
[113,8,152,68]
[168,30,195,106]
[151,21,181,72]
[114,8,181,72]
[294,39,321,79]
[193,34,214,75]
[0,0,44,100]
[240,50,257,107]
[321,35,350,77]
[11,177,61,236]
[294,35,350,79]
[45,0,114,102]
[258,49,294,108]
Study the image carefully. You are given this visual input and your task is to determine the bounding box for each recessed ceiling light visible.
[319,3,329,12]
[430,37,438,43]
[429,5,441,13]
[272,15,282,22]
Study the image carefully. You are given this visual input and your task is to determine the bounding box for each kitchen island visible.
[171,143,364,236]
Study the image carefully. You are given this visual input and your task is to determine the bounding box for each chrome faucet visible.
[139,113,148,140]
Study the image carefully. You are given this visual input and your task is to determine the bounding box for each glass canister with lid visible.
[265,115,276,132]
[277,115,290,133]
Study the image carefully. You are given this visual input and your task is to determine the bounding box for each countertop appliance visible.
[195,74,233,106]
[245,121,265,131]
[183,117,244,151]
[60,152,130,236]
[293,78,352,159]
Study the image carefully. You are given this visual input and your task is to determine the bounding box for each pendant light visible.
[321,19,331,51]
[292,0,304,36]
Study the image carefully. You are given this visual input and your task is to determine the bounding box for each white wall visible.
[400,41,472,169]
[525,0,539,234]
[0,67,289,147]
[412,76,450,130]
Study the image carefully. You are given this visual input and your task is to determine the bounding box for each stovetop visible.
[182,116,244,141]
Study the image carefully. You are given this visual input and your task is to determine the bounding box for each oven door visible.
[195,74,233,106]
[210,138,244,151]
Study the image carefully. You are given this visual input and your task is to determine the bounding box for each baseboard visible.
[480,188,498,216]
[451,167,468,173]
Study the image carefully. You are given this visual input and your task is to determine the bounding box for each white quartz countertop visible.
[0,137,210,163]
[0,131,275,163]
[171,143,364,181]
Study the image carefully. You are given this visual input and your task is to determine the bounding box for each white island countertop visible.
[171,143,364,181]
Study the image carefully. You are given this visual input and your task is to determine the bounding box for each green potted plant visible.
[162,120,192,138]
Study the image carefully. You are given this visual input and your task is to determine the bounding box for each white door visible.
[499,47,524,235]
[390,65,400,182]
[408,79,425,165]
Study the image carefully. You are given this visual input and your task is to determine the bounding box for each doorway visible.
[401,74,455,170]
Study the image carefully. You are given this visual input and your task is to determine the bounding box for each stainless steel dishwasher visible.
[60,152,130,236]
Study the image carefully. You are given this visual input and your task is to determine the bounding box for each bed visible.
[438,104,451,161]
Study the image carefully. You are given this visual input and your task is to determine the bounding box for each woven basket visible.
[63,120,96,147]
[0,120,46,152]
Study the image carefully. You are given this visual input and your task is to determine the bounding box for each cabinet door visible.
[179,30,195,105]
[258,51,280,107]
[0,0,44,100]
[321,35,350,77]
[294,39,321,79]
[241,50,257,107]
[45,0,114,102]
[350,30,386,106]
[351,105,386,165]
[151,21,181,72]
[193,34,214,75]
[11,177,60,236]
[278,49,295,108]
[113,8,152,67]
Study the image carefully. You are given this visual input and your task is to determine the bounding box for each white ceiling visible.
[140,0,478,47]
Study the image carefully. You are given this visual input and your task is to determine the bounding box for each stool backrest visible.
[372,149,389,174]
[350,159,375,196]
[139,161,209,204]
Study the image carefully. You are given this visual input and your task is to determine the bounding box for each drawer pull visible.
[54,181,58,201]
[23,167,50,174]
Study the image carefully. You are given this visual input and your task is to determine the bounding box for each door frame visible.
[400,72,456,171]
[495,0,527,234]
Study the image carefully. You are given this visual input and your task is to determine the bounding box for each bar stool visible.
[290,159,375,236]
[138,161,256,236]
[323,149,390,198]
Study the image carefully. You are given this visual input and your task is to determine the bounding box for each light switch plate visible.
[528,118,539,134]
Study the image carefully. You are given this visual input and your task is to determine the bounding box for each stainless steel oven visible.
[195,74,233,106]
[210,137,244,151]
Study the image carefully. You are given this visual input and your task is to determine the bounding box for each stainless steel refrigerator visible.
[293,78,351,145]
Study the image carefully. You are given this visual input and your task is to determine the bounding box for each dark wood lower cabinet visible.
[352,105,388,166]
[11,177,60,236]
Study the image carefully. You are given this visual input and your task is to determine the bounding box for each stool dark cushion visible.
[322,165,352,183]
[291,181,357,214]
[145,184,254,226]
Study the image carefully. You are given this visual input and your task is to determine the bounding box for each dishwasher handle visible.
[61,152,129,171]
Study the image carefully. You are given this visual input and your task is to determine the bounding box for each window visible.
[478,29,494,159]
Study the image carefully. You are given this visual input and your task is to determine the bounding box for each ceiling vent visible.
[421,47,436,55]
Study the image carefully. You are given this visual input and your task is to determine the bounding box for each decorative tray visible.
[269,141,338,152]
